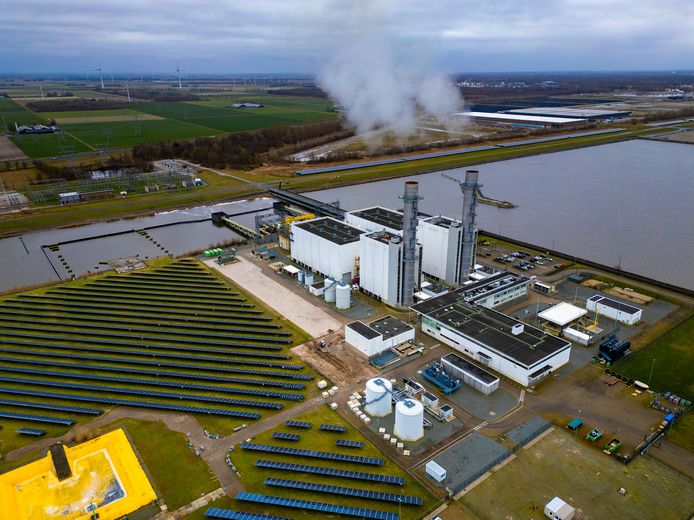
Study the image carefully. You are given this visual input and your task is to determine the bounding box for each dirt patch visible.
[292,329,378,387]
[0,136,28,161]
[54,113,163,124]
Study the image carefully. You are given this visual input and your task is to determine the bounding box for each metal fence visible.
[506,416,552,450]
[449,451,512,495]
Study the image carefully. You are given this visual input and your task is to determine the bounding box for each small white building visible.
[586,294,642,325]
[345,315,414,357]
[544,497,575,520]
[290,217,364,283]
[538,302,587,330]
[417,216,463,284]
[425,460,447,482]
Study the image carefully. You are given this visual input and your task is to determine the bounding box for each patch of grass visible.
[0,97,45,126]
[617,315,694,398]
[10,132,91,158]
[668,412,694,453]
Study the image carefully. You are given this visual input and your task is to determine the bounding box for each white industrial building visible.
[345,206,405,234]
[544,497,576,520]
[441,353,500,395]
[412,293,571,387]
[586,295,642,325]
[460,271,530,308]
[290,217,364,283]
[345,315,414,357]
[358,230,422,307]
[417,216,463,283]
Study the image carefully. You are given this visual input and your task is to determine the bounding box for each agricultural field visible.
[41,108,164,125]
[0,98,46,127]
[8,132,90,159]
[0,258,314,457]
[227,407,437,520]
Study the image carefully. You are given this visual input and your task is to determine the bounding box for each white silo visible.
[336,284,351,309]
[304,272,314,286]
[297,270,305,284]
[394,399,424,441]
[364,377,392,417]
[324,279,337,302]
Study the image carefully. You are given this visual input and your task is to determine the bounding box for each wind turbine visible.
[126,81,132,103]
[96,65,105,89]
[175,63,183,89]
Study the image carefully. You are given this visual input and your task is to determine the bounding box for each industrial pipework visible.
[400,181,421,307]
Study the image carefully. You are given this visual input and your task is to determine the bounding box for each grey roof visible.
[589,295,640,315]
[368,315,413,341]
[350,207,404,231]
[424,216,461,229]
[442,353,499,384]
[295,217,364,245]
[365,230,402,245]
[346,321,380,340]
[507,107,631,119]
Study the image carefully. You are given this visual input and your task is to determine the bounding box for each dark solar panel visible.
[272,432,300,442]
[285,420,312,428]
[265,478,422,505]
[17,427,47,436]
[240,443,383,465]
[255,460,404,485]
[0,411,74,426]
[0,397,102,415]
[204,509,290,520]
[319,424,347,432]
[335,439,364,449]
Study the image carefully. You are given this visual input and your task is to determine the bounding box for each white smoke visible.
[317,6,463,136]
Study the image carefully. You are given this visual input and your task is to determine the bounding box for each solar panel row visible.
[255,460,404,485]
[265,477,422,505]
[240,443,383,465]
[0,376,284,409]
[0,411,74,426]
[0,397,102,415]
[335,439,364,448]
[285,420,312,428]
[235,492,398,520]
[272,432,300,441]
[17,427,47,436]
[0,388,262,419]
[319,424,347,432]
[204,508,290,520]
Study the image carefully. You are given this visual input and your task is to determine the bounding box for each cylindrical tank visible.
[364,377,392,417]
[297,270,305,284]
[324,279,337,302]
[394,399,424,441]
[304,272,314,286]
[335,284,351,309]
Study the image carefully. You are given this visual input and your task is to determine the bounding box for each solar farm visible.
[0,257,315,453]
[216,408,434,520]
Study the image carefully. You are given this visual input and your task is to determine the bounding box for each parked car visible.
[587,428,604,442]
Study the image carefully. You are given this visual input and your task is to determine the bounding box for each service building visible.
[586,295,642,325]
[345,315,415,357]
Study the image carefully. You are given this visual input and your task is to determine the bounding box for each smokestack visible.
[458,170,481,283]
[401,181,421,307]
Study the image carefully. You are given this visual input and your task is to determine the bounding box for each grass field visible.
[228,407,438,520]
[618,315,694,398]
[9,132,91,158]
[450,428,694,520]
[0,98,46,127]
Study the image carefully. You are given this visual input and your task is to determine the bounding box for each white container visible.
[378,427,386,434]
[304,272,314,286]
[331,386,338,392]
[390,438,397,445]
[336,283,351,309]
[330,402,338,410]
[321,391,329,399]
[384,434,391,440]
[317,380,328,389]
[324,279,337,302]
[425,460,447,482]
[394,399,424,441]
[364,377,392,417]
[403,450,410,456]
[397,442,404,449]
[363,417,371,424]
[328,388,336,396]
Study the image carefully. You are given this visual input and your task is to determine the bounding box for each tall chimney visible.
[458,169,481,283]
[401,181,421,307]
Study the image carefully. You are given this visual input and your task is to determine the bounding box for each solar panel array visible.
[236,492,399,520]
[336,439,364,449]
[285,420,312,428]
[0,411,74,426]
[17,427,47,436]
[240,443,383,466]
[272,432,300,442]
[319,424,347,432]
[0,398,102,415]
[254,460,405,485]
[204,509,290,520]
[265,478,422,505]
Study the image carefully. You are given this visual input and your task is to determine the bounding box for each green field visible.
[618,315,694,398]
[40,108,155,119]
[9,132,90,158]
[0,98,47,128]
[228,407,437,520]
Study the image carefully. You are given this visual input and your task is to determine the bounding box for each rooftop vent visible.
[512,323,525,335]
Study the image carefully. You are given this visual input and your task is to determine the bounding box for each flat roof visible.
[294,217,364,245]
[432,271,528,304]
[508,107,630,118]
[365,230,401,245]
[588,295,641,315]
[346,321,380,340]
[538,302,587,327]
[350,206,404,231]
[441,353,499,385]
[423,216,461,229]
[456,111,587,124]
[413,296,570,368]
[368,315,413,341]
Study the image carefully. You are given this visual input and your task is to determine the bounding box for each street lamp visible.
[575,409,582,441]
[648,358,656,385]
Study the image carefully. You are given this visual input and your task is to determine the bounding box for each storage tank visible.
[394,399,424,441]
[336,283,351,309]
[297,270,305,284]
[364,377,392,417]
[324,279,337,302]
[304,272,314,286]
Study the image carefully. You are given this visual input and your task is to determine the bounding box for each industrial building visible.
[417,216,463,283]
[412,295,571,387]
[459,271,530,309]
[345,315,414,357]
[586,295,642,325]
[290,217,364,283]
[456,111,588,129]
[441,353,500,395]
[507,106,631,122]
[345,206,405,234]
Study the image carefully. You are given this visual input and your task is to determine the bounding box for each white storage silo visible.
[336,283,351,309]
[324,279,337,302]
[364,377,392,417]
[394,399,424,441]
[304,272,314,286]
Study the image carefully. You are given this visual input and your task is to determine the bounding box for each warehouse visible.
[358,230,422,307]
[345,206,405,234]
[290,217,364,283]
[455,111,587,129]
[441,353,500,394]
[417,216,463,284]
[345,315,415,357]
[412,295,571,387]
[507,106,631,121]
[586,295,642,325]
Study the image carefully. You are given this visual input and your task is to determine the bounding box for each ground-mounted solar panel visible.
[0,388,262,419]
[235,492,398,520]
[204,508,290,520]
[0,397,102,415]
[17,427,47,436]
[255,460,404,485]
[285,420,312,428]
[240,443,383,465]
[319,424,347,432]
[0,411,74,426]
[335,439,364,449]
[265,478,423,505]
[272,432,300,442]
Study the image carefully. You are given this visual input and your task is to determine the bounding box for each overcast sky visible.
[1,0,692,74]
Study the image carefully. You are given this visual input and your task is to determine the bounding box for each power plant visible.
[443,169,481,283]
[400,181,421,306]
